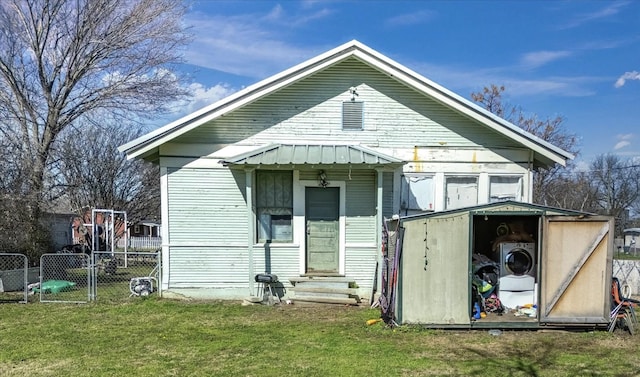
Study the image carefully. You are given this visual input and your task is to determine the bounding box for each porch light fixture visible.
[349,86,358,101]
[318,170,329,188]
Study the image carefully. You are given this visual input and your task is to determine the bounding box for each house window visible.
[342,101,363,130]
[489,176,522,203]
[445,176,478,210]
[400,174,435,215]
[256,170,293,242]
[134,225,140,234]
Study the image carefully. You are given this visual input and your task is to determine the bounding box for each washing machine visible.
[499,242,536,278]
[498,242,536,309]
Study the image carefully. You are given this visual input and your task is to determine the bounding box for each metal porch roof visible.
[221,144,405,166]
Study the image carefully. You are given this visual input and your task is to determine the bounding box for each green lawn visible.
[0,299,638,377]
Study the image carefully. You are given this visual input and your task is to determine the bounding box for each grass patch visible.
[0,300,638,376]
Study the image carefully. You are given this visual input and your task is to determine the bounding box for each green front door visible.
[305,187,340,274]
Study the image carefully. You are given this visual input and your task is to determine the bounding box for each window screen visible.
[256,170,293,242]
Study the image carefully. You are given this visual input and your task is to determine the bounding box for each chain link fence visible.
[30,250,160,303]
[91,251,160,302]
[0,253,30,303]
[39,253,91,303]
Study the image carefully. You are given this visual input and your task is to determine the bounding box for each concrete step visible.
[289,277,361,305]
[291,295,359,305]
[291,286,359,296]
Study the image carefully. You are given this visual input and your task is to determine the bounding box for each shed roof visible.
[119,40,573,168]
[221,143,404,166]
[399,200,593,222]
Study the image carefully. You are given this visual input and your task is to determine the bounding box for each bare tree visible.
[471,85,580,207]
[53,122,160,224]
[589,154,640,235]
[0,0,189,255]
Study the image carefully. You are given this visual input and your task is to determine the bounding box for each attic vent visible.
[342,101,363,130]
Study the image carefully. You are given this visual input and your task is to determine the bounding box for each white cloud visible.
[614,140,631,150]
[613,133,634,150]
[573,159,590,172]
[183,6,331,78]
[562,1,630,29]
[618,133,634,140]
[615,71,640,88]
[166,82,237,119]
[407,59,600,98]
[185,82,237,113]
[520,51,572,69]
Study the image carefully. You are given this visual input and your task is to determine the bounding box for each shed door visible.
[305,187,340,274]
[540,216,613,324]
[399,213,471,325]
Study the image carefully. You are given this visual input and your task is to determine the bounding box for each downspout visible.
[246,168,255,296]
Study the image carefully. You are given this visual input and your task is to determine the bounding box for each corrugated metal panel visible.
[171,58,514,150]
[402,200,591,222]
[399,213,471,325]
[167,167,248,245]
[223,143,402,165]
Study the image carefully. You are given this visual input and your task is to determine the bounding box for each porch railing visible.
[72,236,161,250]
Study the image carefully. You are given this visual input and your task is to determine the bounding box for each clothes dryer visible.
[499,242,536,278]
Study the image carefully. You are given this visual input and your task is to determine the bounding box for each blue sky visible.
[170,1,640,167]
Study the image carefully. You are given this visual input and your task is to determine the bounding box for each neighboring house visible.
[129,220,161,237]
[119,40,572,300]
[623,228,640,254]
[70,208,127,252]
[41,212,76,252]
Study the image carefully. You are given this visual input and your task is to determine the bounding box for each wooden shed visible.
[392,201,614,329]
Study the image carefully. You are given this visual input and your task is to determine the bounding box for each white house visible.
[119,40,572,301]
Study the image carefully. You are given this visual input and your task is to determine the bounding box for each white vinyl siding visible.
[167,168,247,244]
[345,171,376,244]
[171,58,514,149]
[382,172,394,218]
[166,167,249,288]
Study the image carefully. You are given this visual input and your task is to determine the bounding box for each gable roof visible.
[119,40,573,167]
[221,143,404,166]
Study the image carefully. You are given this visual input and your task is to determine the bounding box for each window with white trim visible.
[400,174,435,215]
[445,176,478,210]
[256,170,293,242]
[489,176,522,203]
